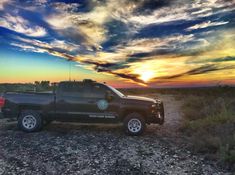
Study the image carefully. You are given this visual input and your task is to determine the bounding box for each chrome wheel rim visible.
[22,115,37,129]
[128,119,142,133]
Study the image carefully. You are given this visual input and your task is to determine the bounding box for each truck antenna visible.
[69,61,71,81]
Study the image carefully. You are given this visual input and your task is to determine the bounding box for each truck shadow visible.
[43,122,163,137]
[0,120,162,137]
[44,122,124,135]
[0,121,18,131]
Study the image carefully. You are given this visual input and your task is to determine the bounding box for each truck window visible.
[84,84,107,98]
[59,82,84,97]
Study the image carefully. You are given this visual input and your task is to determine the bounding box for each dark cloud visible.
[48,49,75,61]
[44,47,140,83]
[96,63,130,71]
[186,65,231,75]
[102,19,134,51]
[207,56,235,63]
[156,65,235,80]
[111,72,145,84]
[97,67,145,84]
[187,56,235,64]
[134,0,172,15]
[128,48,178,58]
[58,27,99,52]
[51,0,106,13]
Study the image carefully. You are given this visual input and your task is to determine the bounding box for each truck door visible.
[82,84,120,123]
[55,82,120,122]
[55,82,89,121]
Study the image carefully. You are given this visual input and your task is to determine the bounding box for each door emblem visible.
[97,99,108,110]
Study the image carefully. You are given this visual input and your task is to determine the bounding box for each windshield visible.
[106,85,125,97]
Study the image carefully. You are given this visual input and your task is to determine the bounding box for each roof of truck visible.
[60,79,97,84]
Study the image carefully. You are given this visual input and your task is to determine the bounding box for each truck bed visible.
[2,92,55,118]
[4,92,54,103]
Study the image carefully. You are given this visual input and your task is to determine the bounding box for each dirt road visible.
[0,94,230,174]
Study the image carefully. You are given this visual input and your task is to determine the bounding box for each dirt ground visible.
[0,94,231,175]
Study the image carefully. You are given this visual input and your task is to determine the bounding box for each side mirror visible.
[105,91,114,102]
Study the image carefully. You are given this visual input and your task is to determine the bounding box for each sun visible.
[140,71,155,82]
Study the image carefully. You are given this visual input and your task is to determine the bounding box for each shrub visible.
[181,95,235,167]
[220,135,235,164]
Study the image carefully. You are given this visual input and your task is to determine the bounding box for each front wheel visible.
[18,110,42,132]
[123,113,146,136]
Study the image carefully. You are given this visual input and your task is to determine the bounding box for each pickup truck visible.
[0,79,164,135]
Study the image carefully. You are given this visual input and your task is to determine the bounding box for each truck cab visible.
[54,80,122,123]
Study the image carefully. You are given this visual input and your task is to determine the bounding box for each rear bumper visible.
[0,112,4,119]
[1,108,17,118]
[0,108,3,119]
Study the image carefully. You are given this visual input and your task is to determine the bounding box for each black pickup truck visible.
[0,80,164,135]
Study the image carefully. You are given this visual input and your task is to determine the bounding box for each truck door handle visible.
[88,100,95,103]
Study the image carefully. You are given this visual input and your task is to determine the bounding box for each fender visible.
[120,107,147,121]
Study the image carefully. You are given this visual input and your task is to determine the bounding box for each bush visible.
[220,135,235,164]
[181,95,235,167]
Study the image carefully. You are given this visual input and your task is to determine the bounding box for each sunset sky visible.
[0,0,235,88]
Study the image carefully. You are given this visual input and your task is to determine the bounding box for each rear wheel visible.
[18,110,42,132]
[123,113,146,136]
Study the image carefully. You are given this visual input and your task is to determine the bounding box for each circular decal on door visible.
[97,99,108,110]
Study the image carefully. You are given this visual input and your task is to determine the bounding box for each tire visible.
[18,110,42,132]
[123,113,146,136]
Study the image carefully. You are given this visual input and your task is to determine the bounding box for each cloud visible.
[46,11,106,51]
[186,20,229,31]
[191,7,212,16]
[108,34,195,58]
[43,0,234,57]
[156,64,235,80]
[124,6,190,27]
[210,56,235,63]
[188,56,235,64]
[70,33,200,74]
[10,36,80,60]
[52,2,80,12]
[45,0,136,51]
[0,0,10,10]
[0,13,46,37]
[9,30,215,84]
[10,42,46,53]
[15,37,79,52]
[97,68,145,84]
[10,37,137,84]
[118,0,234,30]
[134,0,171,14]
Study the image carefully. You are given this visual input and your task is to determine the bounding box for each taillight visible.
[0,97,5,108]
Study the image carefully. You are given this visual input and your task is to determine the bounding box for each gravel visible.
[0,94,232,175]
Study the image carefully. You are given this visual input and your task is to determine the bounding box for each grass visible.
[119,86,235,96]
[180,94,235,169]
